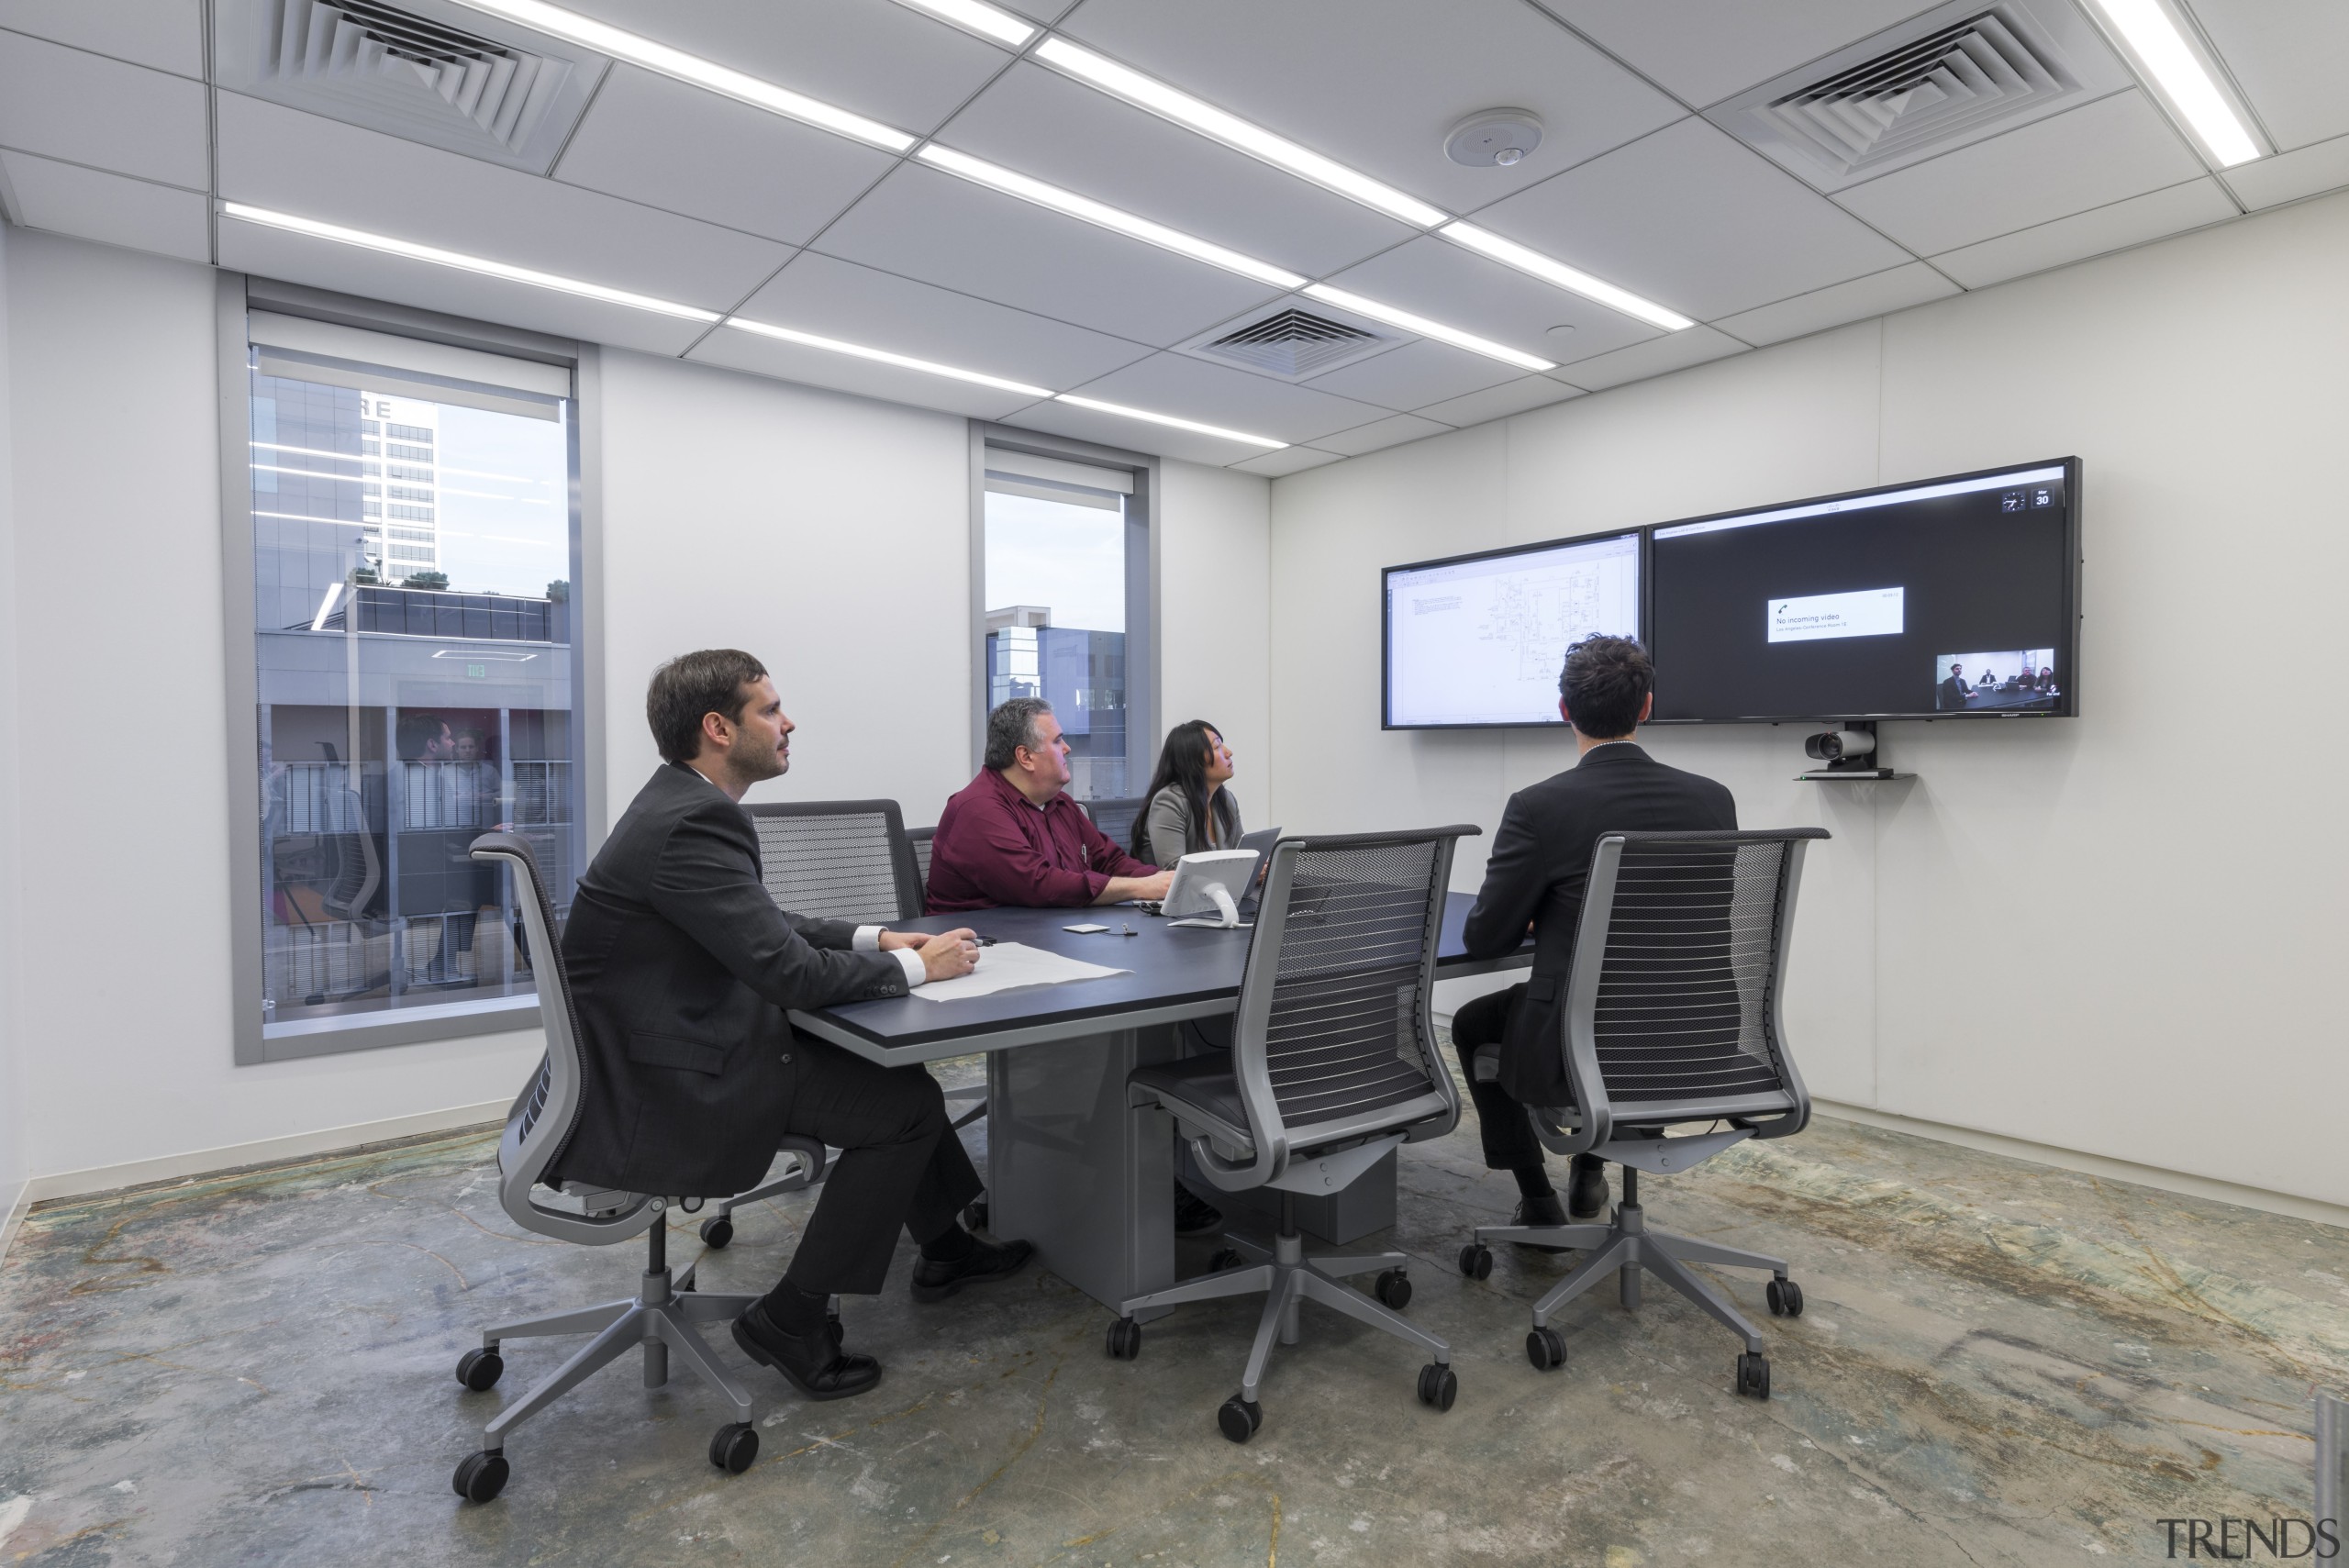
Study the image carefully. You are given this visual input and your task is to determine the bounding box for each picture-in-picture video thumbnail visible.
[1936,650,2058,711]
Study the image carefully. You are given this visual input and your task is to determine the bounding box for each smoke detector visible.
[1446,109,1544,168]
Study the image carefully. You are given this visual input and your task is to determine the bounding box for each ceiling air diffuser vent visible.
[217,0,608,173]
[1709,0,2127,192]
[1186,307,1394,381]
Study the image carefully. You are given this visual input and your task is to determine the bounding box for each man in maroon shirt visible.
[928,698,1174,914]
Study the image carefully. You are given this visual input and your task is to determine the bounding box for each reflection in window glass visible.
[251,356,580,1033]
[983,486,1127,799]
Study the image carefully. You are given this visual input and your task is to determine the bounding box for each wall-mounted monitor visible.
[1384,530,1642,728]
[1647,459,2080,723]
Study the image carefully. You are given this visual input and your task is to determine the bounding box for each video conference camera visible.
[1802,729,1876,763]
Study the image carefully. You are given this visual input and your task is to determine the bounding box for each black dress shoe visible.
[1174,1186,1224,1237]
[910,1236,1035,1302]
[732,1301,881,1401]
[1568,1160,1610,1221]
[1509,1195,1572,1253]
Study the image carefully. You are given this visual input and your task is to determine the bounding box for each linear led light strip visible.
[2081,0,2263,167]
[222,206,1289,449]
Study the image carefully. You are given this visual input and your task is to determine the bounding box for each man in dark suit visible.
[1456,635,1737,1235]
[557,649,1032,1404]
[1937,662,1975,710]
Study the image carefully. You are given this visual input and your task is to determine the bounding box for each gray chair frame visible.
[1113,826,1480,1439]
[702,803,979,1246]
[1081,795,1151,858]
[1465,828,1826,1395]
[451,832,813,1499]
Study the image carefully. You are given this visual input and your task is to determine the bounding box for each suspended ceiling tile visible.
[1552,324,1748,392]
[2179,0,2349,151]
[1060,351,1395,445]
[1927,177,2238,288]
[1412,373,1583,427]
[1053,0,1684,217]
[1713,261,1959,345]
[0,150,209,261]
[1473,117,1911,321]
[1529,0,1952,108]
[0,0,202,76]
[217,220,714,356]
[217,93,793,312]
[2222,132,2349,210]
[1317,235,1660,367]
[542,0,1014,136]
[733,251,1154,390]
[1312,413,1454,457]
[1832,91,2208,256]
[993,395,1286,467]
[0,29,208,188]
[811,160,1286,346]
[934,61,1413,279]
[686,328,1041,421]
[1302,339,1523,411]
[1231,446,1346,477]
[552,65,896,246]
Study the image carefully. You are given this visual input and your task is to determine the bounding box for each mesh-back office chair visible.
[906,828,934,907]
[1105,827,1480,1442]
[449,833,823,1502]
[695,803,980,1249]
[1082,796,1149,857]
[1457,828,1828,1400]
[295,786,393,1005]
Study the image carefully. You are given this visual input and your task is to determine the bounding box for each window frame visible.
[218,274,601,1064]
[967,423,1160,796]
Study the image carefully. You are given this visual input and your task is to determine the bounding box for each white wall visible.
[1158,460,1273,819]
[0,218,27,1246]
[0,231,1271,1198]
[1267,187,2349,1211]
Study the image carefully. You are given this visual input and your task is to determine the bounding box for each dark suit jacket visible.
[552,763,911,1197]
[1461,742,1737,1108]
[1937,675,1973,709]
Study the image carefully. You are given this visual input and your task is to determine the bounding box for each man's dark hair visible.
[395,711,448,761]
[647,649,768,765]
[985,697,1054,772]
[1557,635,1653,740]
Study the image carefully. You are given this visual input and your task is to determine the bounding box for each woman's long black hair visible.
[1130,718,1237,862]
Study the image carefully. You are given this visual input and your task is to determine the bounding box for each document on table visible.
[910,941,1130,1002]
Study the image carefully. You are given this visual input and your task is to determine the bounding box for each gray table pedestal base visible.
[986,1025,1181,1319]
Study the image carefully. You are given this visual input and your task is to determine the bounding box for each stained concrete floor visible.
[4,1056,2345,1566]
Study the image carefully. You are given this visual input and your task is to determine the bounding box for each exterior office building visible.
[985,610,1129,801]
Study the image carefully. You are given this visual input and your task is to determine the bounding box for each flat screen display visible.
[1384,531,1642,728]
[1648,460,2079,722]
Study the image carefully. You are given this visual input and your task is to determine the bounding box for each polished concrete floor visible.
[3,1058,2343,1566]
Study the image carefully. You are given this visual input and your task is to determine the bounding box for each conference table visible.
[787,893,1530,1318]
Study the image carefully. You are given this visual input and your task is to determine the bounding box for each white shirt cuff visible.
[852,924,882,951]
[892,947,927,989]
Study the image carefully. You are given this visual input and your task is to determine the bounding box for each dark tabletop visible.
[786,890,1530,1062]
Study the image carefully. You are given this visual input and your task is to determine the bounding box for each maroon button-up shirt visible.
[924,768,1158,913]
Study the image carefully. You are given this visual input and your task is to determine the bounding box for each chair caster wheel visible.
[1416,1362,1457,1411]
[698,1216,734,1249]
[1218,1396,1263,1444]
[1106,1317,1141,1360]
[1458,1243,1492,1281]
[1374,1269,1412,1309]
[1208,1247,1242,1273]
[1525,1326,1567,1372]
[964,1198,989,1232]
[452,1450,509,1503]
[1735,1351,1772,1400]
[455,1348,504,1392]
[708,1421,759,1473]
[1766,1277,1804,1318]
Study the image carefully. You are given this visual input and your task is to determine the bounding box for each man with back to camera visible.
[1937,662,1975,710]
[555,650,1033,1405]
[924,696,1174,915]
[1455,635,1738,1238]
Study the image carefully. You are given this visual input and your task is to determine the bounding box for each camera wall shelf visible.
[1795,768,1911,781]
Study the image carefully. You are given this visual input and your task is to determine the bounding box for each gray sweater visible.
[1141,785,1243,867]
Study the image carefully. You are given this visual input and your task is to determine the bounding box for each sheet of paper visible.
[910,941,1130,1003]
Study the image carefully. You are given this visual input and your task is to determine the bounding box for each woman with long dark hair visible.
[1130,719,1244,867]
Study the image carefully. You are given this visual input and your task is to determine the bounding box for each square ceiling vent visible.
[1180,306,1401,382]
[216,0,608,173]
[1708,0,2131,193]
